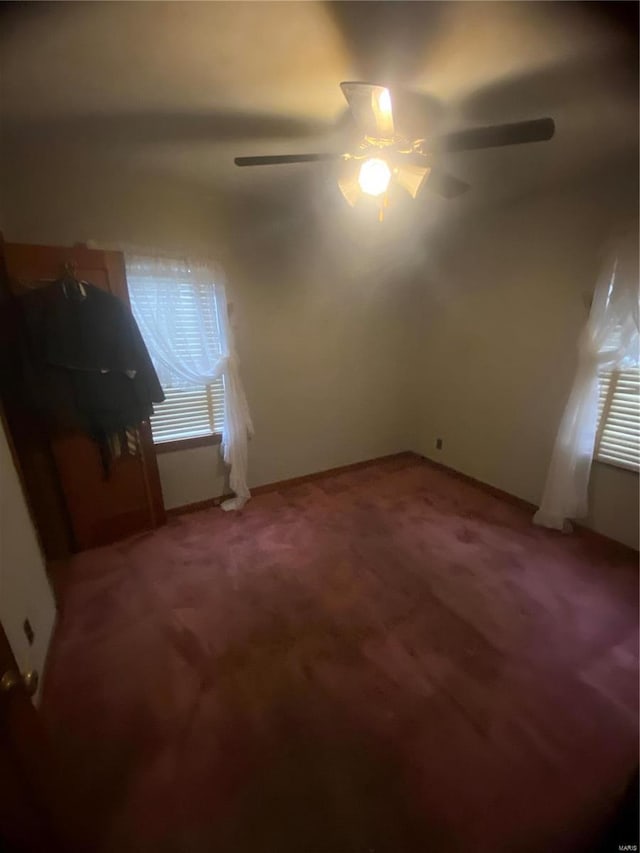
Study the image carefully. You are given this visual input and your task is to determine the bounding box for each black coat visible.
[21,280,165,436]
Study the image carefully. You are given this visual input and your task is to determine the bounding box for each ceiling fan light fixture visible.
[374,87,393,129]
[358,158,391,197]
[337,174,360,207]
[379,89,391,111]
[394,163,431,199]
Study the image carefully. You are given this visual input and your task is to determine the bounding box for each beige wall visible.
[0,418,56,702]
[409,173,639,549]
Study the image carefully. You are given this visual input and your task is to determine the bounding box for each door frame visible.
[0,621,74,852]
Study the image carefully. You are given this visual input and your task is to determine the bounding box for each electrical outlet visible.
[436,438,443,450]
[23,618,35,646]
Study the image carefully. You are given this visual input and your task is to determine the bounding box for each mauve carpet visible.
[42,454,639,853]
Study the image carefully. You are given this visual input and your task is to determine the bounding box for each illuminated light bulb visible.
[358,158,391,197]
[377,88,392,117]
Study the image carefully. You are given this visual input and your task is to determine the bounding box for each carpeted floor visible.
[42,454,639,853]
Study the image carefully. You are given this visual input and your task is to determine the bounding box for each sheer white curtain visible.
[126,254,253,511]
[534,233,639,531]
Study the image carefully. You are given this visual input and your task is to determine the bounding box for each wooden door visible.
[0,241,166,557]
[0,622,72,852]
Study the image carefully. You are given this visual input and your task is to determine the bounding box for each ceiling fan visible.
[235,82,555,218]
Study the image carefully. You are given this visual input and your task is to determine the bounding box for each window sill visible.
[154,434,222,454]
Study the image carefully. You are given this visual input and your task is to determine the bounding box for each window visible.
[595,366,640,471]
[127,261,226,448]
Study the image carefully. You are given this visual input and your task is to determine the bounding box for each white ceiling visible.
[1,2,637,209]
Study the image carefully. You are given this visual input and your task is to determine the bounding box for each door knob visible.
[0,668,39,697]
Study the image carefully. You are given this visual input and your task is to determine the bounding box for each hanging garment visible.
[20,280,164,470]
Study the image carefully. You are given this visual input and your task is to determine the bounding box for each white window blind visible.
[128,271,226,445]
[595,367,640,471]
[151,380,225,444]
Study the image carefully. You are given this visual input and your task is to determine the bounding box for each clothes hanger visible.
[15,260,90,297]
[58,260,88,300]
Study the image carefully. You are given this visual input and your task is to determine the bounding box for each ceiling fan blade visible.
[234,153,341,167]
[433,118,555,153]
[340,82,395,139]
[424,169,470,199]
